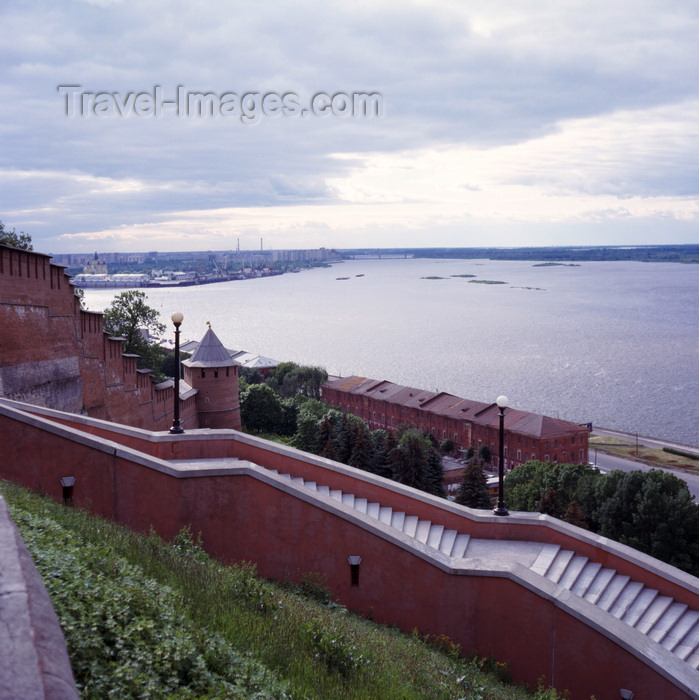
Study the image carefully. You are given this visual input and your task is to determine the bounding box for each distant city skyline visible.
[2,1,698,253]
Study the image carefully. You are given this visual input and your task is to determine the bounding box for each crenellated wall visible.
[1,398,697,700]
[0,244,197,430]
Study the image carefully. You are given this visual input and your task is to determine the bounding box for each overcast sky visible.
[1,0,698,254]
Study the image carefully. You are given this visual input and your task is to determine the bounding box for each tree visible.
[478,444,492,463]
[424,445,446,497]
[389,429,444,496]
[161,351,190,378]
[348,422,375,472]
[0,220,33,250]
[240,383,284,433]
[440,438,455,454]
[279,398,299,437]
[266,362,328,399]
[505,461,699,576]
[390,430,428,490]
[290,409,321,453]
[592,469,699,574]
[103,290,166,377]
[370,429,393,478]
[456,460,492,509]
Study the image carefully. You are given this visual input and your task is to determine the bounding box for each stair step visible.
[649,603,688,644]
[583,568,616,605]
[264,473,699,668]
[530,544,560,576]
[597,575,631,612]
[426,524,444,549]
[609,581,644,619]
[403,515,419,537]
[440,529,457,555]
[636,596,674,634]
[378,506,393,525]
[415,520,432,543]
[621,588,658,627]
[571,562,602,597]
[366,502,380,519]
[546,549,575,584]
[661,611,699,654]
[451,533,471,558]
[558,556,589,590]
[354,498,368,514]
[391,511,406,530]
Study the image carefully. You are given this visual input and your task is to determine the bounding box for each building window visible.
[201,369,206,378]
[517,450,522,461]
[545,454,549,461]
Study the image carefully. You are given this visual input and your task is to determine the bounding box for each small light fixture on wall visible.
[619,690,634,700]
[347,555,362,587]
[60,476,75,506]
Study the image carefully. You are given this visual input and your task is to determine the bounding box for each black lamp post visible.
[494,395,509,516]
[169,311,184,434]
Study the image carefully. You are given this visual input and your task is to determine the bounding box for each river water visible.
[82,258,699,447]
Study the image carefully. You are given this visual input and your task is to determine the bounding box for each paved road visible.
[590,426,699,500]
[590,450,699,500]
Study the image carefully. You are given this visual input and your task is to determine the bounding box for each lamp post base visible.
[493,506,509,517]
[169,423,184,435]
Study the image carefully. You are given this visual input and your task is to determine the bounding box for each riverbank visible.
[590,427,699,475]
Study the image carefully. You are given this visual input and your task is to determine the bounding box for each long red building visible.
[322,375,589,468]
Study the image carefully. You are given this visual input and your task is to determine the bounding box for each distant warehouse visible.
[321,376,589,470]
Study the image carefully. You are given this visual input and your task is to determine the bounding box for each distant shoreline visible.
[340,244,699,264]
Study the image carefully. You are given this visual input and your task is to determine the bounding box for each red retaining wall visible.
[0,399,697,699]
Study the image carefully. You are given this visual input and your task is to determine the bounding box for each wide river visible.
[82,258,699,447]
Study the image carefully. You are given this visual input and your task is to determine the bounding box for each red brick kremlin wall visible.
[0,243,198,430]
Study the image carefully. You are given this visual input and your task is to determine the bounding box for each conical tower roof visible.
[182,324,239,368]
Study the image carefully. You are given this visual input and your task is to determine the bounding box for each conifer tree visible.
[424,444,446,497]
[370,429,393,477]
[390,430,432,491]
[455,460,492,509]
[348,422,375,472]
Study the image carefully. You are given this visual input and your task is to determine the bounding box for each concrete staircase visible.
[273,471,699,671]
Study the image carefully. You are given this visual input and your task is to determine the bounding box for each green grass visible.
[1,480,564,700]
[589,435,699,475]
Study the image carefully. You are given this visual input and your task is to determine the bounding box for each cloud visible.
[1,0,698,251]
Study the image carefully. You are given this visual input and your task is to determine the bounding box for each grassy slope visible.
[1,481,562,700]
